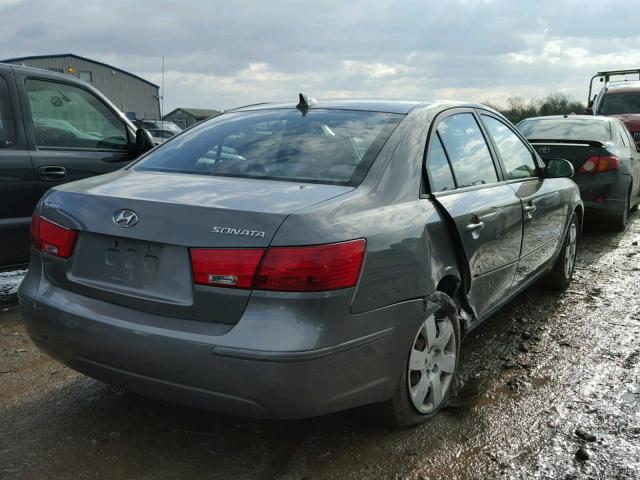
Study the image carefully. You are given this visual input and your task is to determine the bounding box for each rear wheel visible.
[375,299,461,428]
[548,212,578,290]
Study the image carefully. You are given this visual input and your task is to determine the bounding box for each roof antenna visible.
[297,93,317,110]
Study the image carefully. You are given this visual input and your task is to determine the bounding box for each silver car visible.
[19,97,582,427]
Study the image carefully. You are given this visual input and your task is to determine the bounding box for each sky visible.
[1,0,639,113]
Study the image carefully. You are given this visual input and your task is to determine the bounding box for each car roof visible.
[0,62,93,86]
[521,114,616,123]
[229,98,481,115]
[604,81,640,94]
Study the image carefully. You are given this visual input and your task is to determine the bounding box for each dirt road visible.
[1,216,639,479]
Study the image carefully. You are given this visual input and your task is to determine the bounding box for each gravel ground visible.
[0,215,639,480]
[0,271,25,309]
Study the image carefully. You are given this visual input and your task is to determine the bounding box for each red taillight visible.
[191,249,264,288]
[31,214,78,258]
[578,155,620,174]
[189,239,366,292]
[254,239,366,292]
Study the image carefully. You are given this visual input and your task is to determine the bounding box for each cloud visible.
[1,0,639,111]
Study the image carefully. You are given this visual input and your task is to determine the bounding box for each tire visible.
[373,295,461,428]
[548,212,578,290]
[610,192,630,232]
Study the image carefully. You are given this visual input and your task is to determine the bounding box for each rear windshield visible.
[518,118,611,143]
[134,109,403,186]
[599,93,640,115]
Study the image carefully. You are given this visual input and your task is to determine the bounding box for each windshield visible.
[599,93,640,115]
[134,109,403,185]
[518,118,611,143]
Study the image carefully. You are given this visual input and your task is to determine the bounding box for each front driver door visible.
[479,112,567,288]
[0,68,35,268]
[426,110,523,319]
[15,74,134,202]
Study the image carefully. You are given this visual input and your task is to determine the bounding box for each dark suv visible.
[0,63,153,269]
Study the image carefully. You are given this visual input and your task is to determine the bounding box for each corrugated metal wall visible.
[9,56,160,120]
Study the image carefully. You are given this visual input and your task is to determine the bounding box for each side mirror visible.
[546,158,574,178]
[135,128,155,155]
[635,142,640,153]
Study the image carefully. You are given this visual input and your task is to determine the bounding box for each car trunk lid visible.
[529,139,609,170]
[41,170,353,323]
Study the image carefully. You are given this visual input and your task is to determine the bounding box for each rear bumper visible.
[573,173,630,217]
[18,261,428,419]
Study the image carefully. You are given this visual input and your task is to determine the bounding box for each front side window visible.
[426,133,455,192]
[26,79,127,151]
[482,115,538,180]
[0,77,15,148]
[436,113,497,188]
[135,109,403,186]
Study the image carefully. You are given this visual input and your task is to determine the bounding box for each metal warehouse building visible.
[163,107,221,129]
[2,53,160,120]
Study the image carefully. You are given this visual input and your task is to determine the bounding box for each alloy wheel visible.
[564,222,577,279]
[407,313,457,413]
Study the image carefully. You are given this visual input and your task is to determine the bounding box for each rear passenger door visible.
[0,67,35,268]
[479,112,567,288]
[425,110,523,319]
[14,72,133,201]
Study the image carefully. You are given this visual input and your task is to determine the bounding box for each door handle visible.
[38,165,67,181]
[524,205,537,213]
[466,221,485,232]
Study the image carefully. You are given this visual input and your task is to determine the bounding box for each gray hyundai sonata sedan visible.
[19,96,582,427]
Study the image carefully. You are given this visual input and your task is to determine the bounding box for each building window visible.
[78,71,92,83]
[47,68,63,73]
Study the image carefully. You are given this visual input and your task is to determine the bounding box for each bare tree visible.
[485,93,585,124]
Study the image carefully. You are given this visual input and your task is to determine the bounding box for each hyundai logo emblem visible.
[539,147,551,154]
[113,209,139,228]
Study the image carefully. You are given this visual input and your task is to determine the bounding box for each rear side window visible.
[0,77,15,148]
[135,109,403,186]
[518,118,611,143]
[426,134,455,192]
[26,79,128,151]
[616,123,630,147]
[437,113,497,188]
[482,115,538,180]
